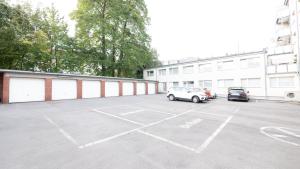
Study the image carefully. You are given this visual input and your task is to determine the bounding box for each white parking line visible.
[137,130,197,153]
[80,108,196,149]
[197,111,229,117]
[120,109,145,116]
[196,115,234,153]
[44,115,79,146]
[124,105,175,115]
[78,127,139,149]
[92,109,145,126]
[260,126,300,146]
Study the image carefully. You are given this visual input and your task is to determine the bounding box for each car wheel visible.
[169,95,175,101]
[227,98,231,101]
[192,96,199,103]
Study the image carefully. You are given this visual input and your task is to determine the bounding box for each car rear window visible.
[230,89,244,93]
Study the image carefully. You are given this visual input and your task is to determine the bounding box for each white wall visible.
[137,82,146,95]
[52,79,77,100]
[105,81,119,97]
[148,83,156,94]
[9,78,45,103]
[123,82,134,96]
[82,80,101,98]
[143,52,272,97]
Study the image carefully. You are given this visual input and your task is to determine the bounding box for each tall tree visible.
[71,0,159,78]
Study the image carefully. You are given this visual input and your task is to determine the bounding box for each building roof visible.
[0,69,155,82]
[145,49,267,70]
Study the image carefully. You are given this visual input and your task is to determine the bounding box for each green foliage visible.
[0,0,160,78]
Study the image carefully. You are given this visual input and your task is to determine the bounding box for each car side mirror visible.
[247,91,249,94]
[187,91,191,93]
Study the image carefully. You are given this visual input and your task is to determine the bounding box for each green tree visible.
[71,0,159,78]
[0,1,35,70]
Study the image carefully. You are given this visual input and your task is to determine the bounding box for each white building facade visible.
[144,51,271,97]
[143,0,300,98]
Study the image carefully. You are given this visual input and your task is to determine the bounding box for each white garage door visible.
[82,80,101,98]
[123,82,133,96]
[148,83,156,94]
[52,79,77,100]
[9,78,45,103]
[137,82,146,95]
[105,81,119,97]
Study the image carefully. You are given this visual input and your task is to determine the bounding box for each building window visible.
[218,79,234,88]
[158,69,166,76]
[199,63,212,73]
[147,70,154,77]
[183,65,194,74]
[173,82,179,87]
[169,67,179,75]
[183,81,194,88]
[240,57,260,69]
[217,60,234,71]
[241,78,261,88]
[199,80,212,89]
[270,77,294,88]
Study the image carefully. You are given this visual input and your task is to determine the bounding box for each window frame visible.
[147,70,154,77]
[270,77,295,88]
[158,69,167,76]
[169,67,179,75]
[183,65,194,74]
[198,63,212,73]
[241,78,261,88]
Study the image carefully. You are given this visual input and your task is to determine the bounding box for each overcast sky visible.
[10,0,282,61]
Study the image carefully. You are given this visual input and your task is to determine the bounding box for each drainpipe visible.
[295,0,300,83]
[263,49,268,97]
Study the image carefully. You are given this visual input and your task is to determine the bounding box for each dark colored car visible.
[227,87,249,102]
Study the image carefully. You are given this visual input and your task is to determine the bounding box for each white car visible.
[167,87,208,103]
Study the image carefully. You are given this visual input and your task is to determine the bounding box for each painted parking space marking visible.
[196,115,234,153]
[195,107,239,153]
[179,118,203,129]
[137,130,198,153]
[92,109,146,126]
[44,115,79,146]
[124,105,175,115]
[120,109,145,116]
[260,126,300,146]
[79,108,196,149]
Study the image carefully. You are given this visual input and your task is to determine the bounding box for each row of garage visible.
[0,70,157,104]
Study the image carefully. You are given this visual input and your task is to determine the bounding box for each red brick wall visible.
[118,81,123,96]
[101,80,105,97]
[133,82,137,95]
[45,78,52,101]
[0,73,3,103]
[145,81,148,95]
[77,80,82,99]
[2,74,9,104]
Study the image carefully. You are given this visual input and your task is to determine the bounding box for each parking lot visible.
[0,94,299,169]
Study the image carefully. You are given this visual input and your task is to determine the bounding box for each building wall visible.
[144,51,300,97]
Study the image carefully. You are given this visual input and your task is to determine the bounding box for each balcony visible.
[276,16,290,25]
[268,45,293,55]
[277,35,291,46]
[267,64,298,74]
